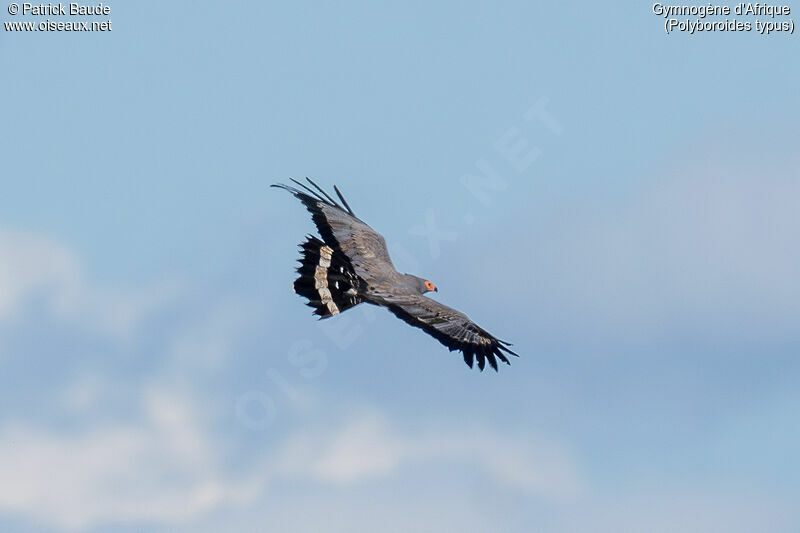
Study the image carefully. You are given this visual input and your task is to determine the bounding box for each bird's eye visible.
[425,281,434,290]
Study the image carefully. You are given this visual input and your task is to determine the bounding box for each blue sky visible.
[1,1,799,531]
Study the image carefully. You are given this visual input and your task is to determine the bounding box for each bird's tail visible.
[294,236,362,318]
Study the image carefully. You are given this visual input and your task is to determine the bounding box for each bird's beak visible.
[434,286,438,292]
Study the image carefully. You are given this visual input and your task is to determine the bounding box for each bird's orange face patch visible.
[424,280,437,292]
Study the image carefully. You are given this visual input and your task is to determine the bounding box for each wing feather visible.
[272,180,395,277]
[384,294,518,372]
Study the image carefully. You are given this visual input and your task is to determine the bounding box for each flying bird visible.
[272,178,518,371]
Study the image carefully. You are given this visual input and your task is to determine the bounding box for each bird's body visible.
[273,178,518,371]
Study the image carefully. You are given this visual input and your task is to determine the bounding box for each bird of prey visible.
[272,178,518,371]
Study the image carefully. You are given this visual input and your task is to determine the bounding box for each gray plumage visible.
[272,178,518,371]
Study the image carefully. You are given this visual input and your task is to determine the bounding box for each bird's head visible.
[405,274,438,294]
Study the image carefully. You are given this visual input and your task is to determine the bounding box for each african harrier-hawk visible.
[273,178,518,371]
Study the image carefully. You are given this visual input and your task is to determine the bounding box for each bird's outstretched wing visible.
[383,294,518,371]
[271,179,395,277]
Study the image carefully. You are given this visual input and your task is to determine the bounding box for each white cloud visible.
[0,385,259,531]
[276,414,404,484]
[274,411,584,502]
[0,402,584,532]
[60,374,112,414]
[0,228,181,338]
[0,229,77,320]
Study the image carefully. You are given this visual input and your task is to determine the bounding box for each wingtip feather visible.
[462,348,474,368]
[486,351,499,371]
